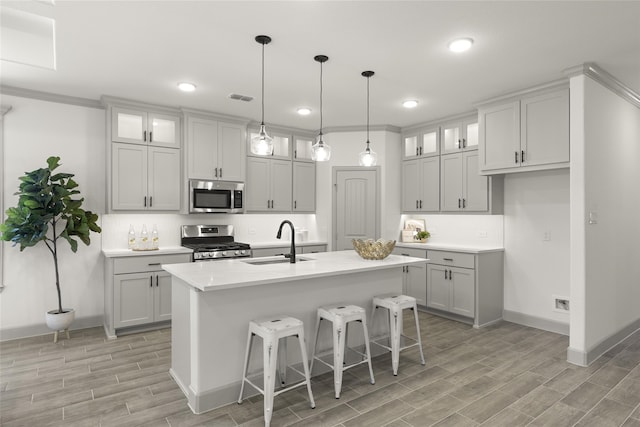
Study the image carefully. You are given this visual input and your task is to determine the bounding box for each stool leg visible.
[333,319,346,399]
[360,319,376,385]
[238,331,254,404]
[263,338,278,427]
[390,308,401,376]
[277,337,287,386]
[53,331,59,344]
[296,329,316,409]
[412,306,426,366]
[309,313,322,375]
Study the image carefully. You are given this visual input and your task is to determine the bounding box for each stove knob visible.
[240,250,246,255]
[222,251,228,257]
[234,250,240,255]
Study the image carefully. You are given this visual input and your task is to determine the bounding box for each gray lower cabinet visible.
[104,253,191,337]
[392,247,427,305]
[426,249,503,327]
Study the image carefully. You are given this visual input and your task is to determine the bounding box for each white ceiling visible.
[2,1,639,130]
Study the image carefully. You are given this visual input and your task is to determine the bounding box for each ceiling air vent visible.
[228,93,254,102]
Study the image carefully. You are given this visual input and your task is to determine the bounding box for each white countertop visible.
[250,240,328,249]
[102,246,193,258]
[162,250,425,292]
[395,242,504,254]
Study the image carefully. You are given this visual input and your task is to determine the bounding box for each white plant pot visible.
[46,309,75,342]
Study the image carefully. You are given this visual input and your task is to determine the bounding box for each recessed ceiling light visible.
[402,100,418,109]
[177,82,196,92]
[448,38,474,53]
[297,107,311,116]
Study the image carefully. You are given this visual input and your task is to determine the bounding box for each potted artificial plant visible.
[414,230,430,243]
[0,156,101,342]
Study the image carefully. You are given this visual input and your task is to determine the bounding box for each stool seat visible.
[311,304,375,399]
[238,315,315,427]
[372,294,425,376]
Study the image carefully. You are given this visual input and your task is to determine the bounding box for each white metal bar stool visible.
[371,294,425,375]
[310,304,375,399]
[238,316,315,427]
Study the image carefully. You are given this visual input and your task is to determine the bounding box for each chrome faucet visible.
[276,220,296,263]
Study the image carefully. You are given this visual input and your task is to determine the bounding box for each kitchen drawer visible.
[301,245,326,254]
[427,250,474,269]
[114,254,191,274]
[392,247,427,259]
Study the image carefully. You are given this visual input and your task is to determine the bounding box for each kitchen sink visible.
[242,257,311,265]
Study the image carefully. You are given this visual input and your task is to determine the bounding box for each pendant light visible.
[359,70,377,167]
[250,35,274,156]
[311,55,331,162]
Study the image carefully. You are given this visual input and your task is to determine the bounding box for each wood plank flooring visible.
[2,313,640,426]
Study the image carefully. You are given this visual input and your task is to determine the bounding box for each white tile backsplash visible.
[400,214,504,247]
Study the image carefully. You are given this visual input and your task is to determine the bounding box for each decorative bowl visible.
[352,238,396,260]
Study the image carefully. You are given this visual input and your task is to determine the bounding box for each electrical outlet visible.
[477,231,488,238]
[554,297,570,312]
[543,231,551,241]
[248,227,256,235]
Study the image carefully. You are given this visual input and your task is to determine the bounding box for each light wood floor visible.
[2,312,640,426]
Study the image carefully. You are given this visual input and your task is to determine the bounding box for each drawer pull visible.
[443,258,454,261]
[401,253,410,257]
[148,263,161,266]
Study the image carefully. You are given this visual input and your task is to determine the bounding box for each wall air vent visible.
[228,93,254,102]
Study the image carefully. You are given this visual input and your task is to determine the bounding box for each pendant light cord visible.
[261,42,265,125]
[366,75,370,147]
[319,60,323,136]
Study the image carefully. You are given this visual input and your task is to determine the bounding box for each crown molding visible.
[564,62,640,108]
[1,85,103,109]
[474,79,569,108]
[181,107,250,126]
[400,110,477,133]
[323,124,401,134]
[100,95,181,114]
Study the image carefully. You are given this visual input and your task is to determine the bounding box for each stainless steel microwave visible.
[189,180,245,214]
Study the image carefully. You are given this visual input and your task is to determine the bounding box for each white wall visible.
[503,169,570,328]
[1,96,106,338]
[316,130,402,249]
[572,76,640,360]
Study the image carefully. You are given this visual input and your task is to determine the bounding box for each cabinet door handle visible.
[462,198,466,208]
[150,275,153,287]
[267,200,270,209]
[144,196,147,207]
[444,269,448,280]
[149,131,153,142]
[416,200,419,209]
[419,146,423,156]
[149,196,152,207]
[143,130,147,142]
[294,200,297,209]
[156,275,159,287]
[515,151,519,164]
[215,167,218,178]
[443,258,454,261]
[458,139,462,149]
[462,138,466,148]
[416,147,419,156]
[458,198,461,208]
[521,150,525,163]
[449,269,453,279]
[294,150,297,159]
[419,200,423,209]
[219,168,222,178]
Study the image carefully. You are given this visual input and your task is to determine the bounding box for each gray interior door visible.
[334,168,379,250]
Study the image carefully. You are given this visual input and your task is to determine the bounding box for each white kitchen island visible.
[162,250,427,414]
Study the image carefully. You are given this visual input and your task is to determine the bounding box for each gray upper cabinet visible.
[185,114,246,182]
[247,129,292,159]
[478,85,569,174]
[246,157,292,212]
[293,161,316,212]
[293,135,315,162]
[441,116,479,154]
[440,151,488,212]
[402,157,440,212]
[112,106,180,148]
[402,126,439,160]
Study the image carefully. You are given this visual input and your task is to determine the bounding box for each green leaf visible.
[47,156,60,171]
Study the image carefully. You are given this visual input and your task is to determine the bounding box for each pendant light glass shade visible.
[311,55,331,162]
[250,35,273,156]
[358,71,377,166]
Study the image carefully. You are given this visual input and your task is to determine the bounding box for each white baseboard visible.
[503,310,570,336]
[0,315,103,342]
[568,317,640,367]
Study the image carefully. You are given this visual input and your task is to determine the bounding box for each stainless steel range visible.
[181,225,251,261]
